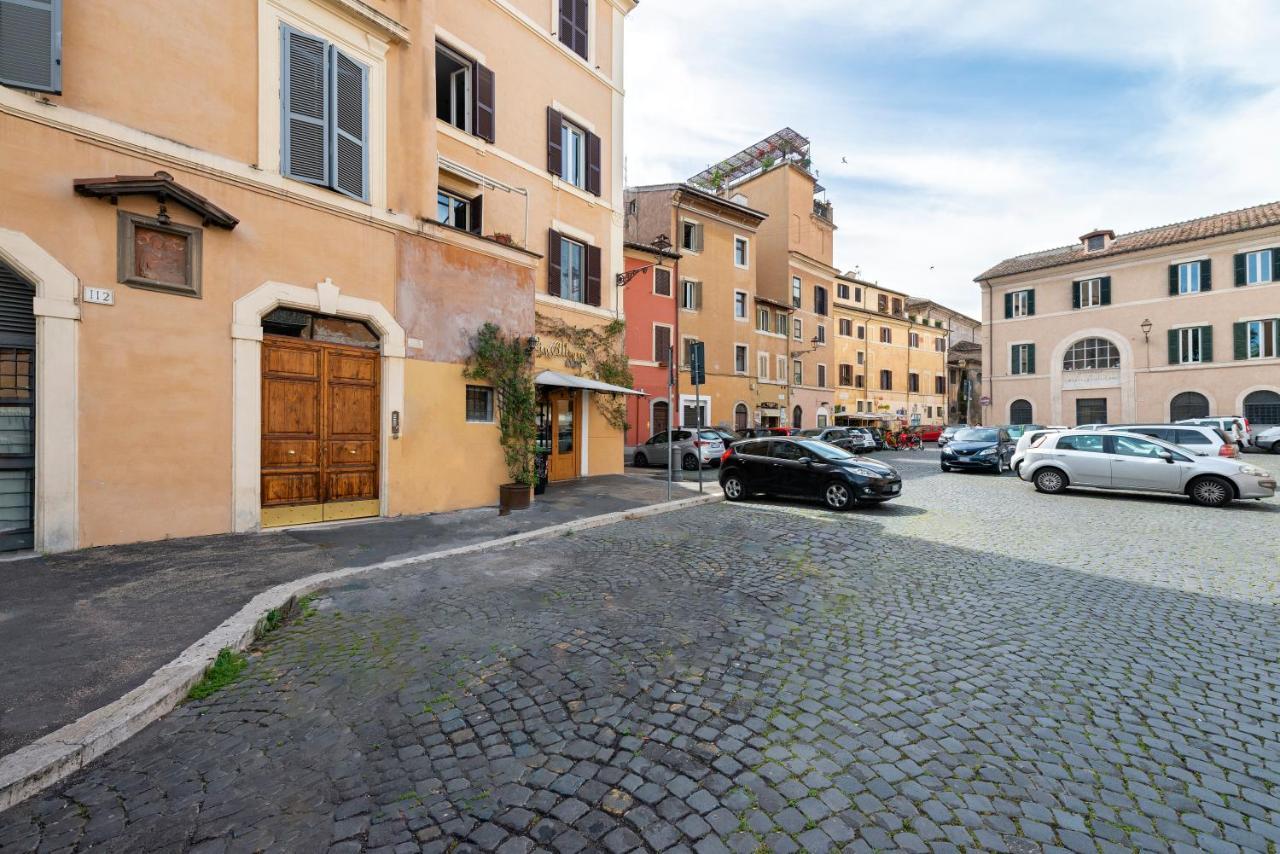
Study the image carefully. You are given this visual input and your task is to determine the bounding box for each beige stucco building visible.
[977,203,1280,430]
[832,277,947,428]
[0,0,635,552]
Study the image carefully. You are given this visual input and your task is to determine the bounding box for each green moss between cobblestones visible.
[186,648,247,700]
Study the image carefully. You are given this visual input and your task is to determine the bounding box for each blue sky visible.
[623,0,1280,317]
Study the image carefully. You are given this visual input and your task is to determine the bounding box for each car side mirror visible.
[1159,451,1174,463]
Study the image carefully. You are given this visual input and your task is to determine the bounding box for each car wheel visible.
[940,463,951,472]
[1033,467,1068,494]
[682,453,699,471]
[633,452,648,468]
[1188,475,1233,507]
[823,481,852,510]
[722,474,746,501]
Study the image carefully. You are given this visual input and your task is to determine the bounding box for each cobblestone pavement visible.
[3,454,1279,852]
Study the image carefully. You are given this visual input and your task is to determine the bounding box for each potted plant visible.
[466,323,538,515]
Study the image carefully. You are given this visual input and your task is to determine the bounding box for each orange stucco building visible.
[0,0,636,552]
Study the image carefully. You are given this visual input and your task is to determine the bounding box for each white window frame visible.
[733,236,750,269]
[1010,290,1030,317]
[1246,249,1273,285]
[733,290,748,320]
[1078,278,1103,308]
[1011,343,1033,375]
[1178,262,1201,295]
[561,119,586,189]
[1246,319,1279,360]
[435,42,473,132]
[1178,327,1202,364]
[734,344,748,374]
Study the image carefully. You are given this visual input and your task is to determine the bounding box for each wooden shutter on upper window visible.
[281,26,330,187]
[473,63,495,143]
[546,107,563,177]
[547,230,562,297]
[0,0,61,92]
[586,131,602,196]
[331,48,368,201]
[585,244,602,306]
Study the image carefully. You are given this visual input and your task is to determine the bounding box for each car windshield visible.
[795,439,856,461]
[955,428,997,442]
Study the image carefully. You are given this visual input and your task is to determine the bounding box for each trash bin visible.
[534,451,549,495]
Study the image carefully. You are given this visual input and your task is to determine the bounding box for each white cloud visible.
[623,1,1280,316]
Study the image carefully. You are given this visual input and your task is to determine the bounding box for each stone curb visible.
[0,491,723,812]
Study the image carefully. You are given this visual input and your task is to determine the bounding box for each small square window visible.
[466,385,494,422]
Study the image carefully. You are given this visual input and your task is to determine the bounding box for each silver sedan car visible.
[1019,430,1276,507]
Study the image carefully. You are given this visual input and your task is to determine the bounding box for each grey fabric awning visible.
[534,370,646,396]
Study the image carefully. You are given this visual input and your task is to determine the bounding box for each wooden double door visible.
[261,335,380,526]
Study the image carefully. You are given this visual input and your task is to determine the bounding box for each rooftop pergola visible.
[689,128,820,193]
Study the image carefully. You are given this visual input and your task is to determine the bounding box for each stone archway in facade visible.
[0,229,80,552]
[231,278,406,532]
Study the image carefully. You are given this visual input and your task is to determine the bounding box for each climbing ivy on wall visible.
[535,314,633,431]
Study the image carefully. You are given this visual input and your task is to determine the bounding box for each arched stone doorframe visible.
[1047,328,1135,425]
[231,279,407,533]
[1165,388,1216,421]
[0,229,80,553]
[1236,385,1280,419]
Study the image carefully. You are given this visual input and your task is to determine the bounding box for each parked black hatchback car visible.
[719,438,902,510]
[939,427,1015,473]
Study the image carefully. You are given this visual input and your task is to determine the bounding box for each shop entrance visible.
[260,309,381,526]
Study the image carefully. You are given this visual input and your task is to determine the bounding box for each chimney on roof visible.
[1080,229,1115,252]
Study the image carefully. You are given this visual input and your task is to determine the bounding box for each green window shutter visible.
[1026,290,1035,316]
[1200,259,1212,291]
[0,0,61,93]
[1233,322,1247,360]
[330,47,369,201]
[1027,343,1035,374]
[1201,325,1213,363]
[281,25,330,187]
[1100,276,1112,305]
[1234,253,1246,286]
[1168,265,1179,296]
[1167,329,1178,365]
[1003,292,1012,319]
[1071,281,1081,309]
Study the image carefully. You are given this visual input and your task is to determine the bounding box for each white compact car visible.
[1019,430,1276,507]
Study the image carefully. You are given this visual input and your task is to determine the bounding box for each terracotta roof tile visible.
[976,200,1280,281]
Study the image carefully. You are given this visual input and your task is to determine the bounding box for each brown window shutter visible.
[547,230,562,297]
[586,131,602,196]
[546,107,563,177]
[586,244,602,306]
[474,63,496,143]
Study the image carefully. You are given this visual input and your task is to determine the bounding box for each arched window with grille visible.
[1244,390,1280,425]
[734,403,749,431]
[1062,337,1120,371]
[1169,391,1209,422]
[1009,399,1033,424]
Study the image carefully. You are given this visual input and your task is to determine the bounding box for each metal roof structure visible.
[689,128,819,193]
